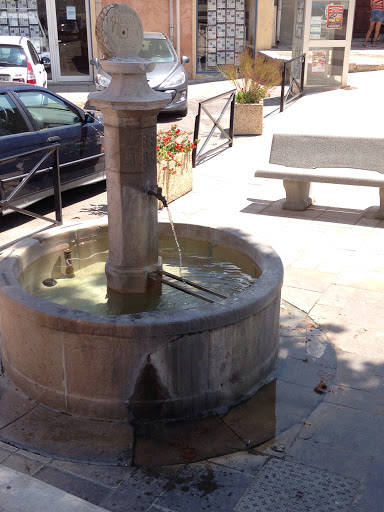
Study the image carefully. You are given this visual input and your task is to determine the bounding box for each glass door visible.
[38,0,91,82]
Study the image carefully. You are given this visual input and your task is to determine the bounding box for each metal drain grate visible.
[235,458,358,512]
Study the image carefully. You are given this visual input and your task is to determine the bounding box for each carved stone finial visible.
[95,4,144,60]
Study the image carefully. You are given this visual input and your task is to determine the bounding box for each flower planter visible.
[157,152,193,209]
[234,101,264,136]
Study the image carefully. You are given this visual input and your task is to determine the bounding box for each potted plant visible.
[156,124,197,208]
[218,50,282,135]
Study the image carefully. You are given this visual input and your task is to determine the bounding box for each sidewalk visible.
[1,70,384,511]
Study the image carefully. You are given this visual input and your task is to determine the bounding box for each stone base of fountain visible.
[0,218,283,421]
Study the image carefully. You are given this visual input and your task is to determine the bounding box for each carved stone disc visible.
[96,4,143,60]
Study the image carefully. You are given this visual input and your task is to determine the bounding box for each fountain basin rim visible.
[0,218,283,336]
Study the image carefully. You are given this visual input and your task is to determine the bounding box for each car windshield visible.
[139,38,175,63]
[0,45,28,68]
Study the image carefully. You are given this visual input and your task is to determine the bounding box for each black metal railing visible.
[0,144,62,225]
[280,54,306,112]
[192,89,236,167]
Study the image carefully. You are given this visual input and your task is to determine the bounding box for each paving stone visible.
[281,286,321,314]
[350,459,384,512]
[297,402,384,457]
[285,438,373,479]
[0,406,133,464]
[33,466,112,506]
[134,415,246,467]
[235,458,359,512]
[100,467,171,512]
[50,460,134,488]
[223,380,322,446]
[156,461,253,512]
[325,385,384,415]
[333,351,380,389]
[207,451,267,476]
[323,325,384,359]
[277,355,335,389]
[282,268,335,293]
[0,375,37,429]
[255,423,303,458]
[0,452,45,476]
[0,447,11,463]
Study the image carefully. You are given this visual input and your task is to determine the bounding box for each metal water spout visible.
[148,187,168,208]
[89,4,171,294]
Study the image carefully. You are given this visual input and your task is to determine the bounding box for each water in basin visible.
[20,236,260,315]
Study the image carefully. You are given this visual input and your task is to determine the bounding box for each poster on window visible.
[312,50,327,72]
[236,10,244,23]
[6,0,16,8]
[0,25,9,34]
[226,9,235,22]
[217,24,226,37]
[310,16,322,38]
[0,0,6,9]
[236,25,244,38]
[18,0,28,8]
[0,9,7,22]
[227,0,236,7]
[217,0,226,8]
[9,26,19,35]
[217,52,226,64]
[28,0,37,8]
[207,25,216,39]
[327,5,343,28]
[236,0,245,8]
[19,26,30,37]
[227,23,235,37]
[208,10,216,24]
[226,38,235,50]
[207,54,216,67]
[7,10,18,26]
[235,38,244,51]
[217,38,226,50]
[28,10,38,24]
[217,9,226,22]
[208,0,216,9]
[226,51,235,63]
[30,24,40,37]
[208,39,216,51]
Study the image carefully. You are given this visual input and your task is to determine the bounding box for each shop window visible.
[197,0,256,73]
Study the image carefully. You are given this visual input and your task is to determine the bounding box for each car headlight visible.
[97,73,110,88]
[160,69,186,88]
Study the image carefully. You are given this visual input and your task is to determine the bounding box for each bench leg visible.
[282,180,313,211]
[376,188,384,219]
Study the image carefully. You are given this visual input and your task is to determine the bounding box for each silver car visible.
[90,32,189,117]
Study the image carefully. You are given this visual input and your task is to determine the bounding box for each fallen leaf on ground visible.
[314,379,328,394]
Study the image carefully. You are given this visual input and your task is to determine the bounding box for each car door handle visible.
[48,136,60,143]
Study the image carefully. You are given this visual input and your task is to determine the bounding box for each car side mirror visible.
[181,56,190,65]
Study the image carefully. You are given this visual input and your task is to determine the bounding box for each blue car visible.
[0,82,104,215]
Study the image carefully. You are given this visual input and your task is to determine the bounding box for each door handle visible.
[48,136,60,142]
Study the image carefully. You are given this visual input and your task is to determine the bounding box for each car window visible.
[15,90,82,129]
[0,93,29,137]
[0,45,28,68]
[139,39,174,63]
[27,41,39,65]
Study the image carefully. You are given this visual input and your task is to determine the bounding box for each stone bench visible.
[255,134,384,219]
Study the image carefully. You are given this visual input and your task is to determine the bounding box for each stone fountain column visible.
[89,5,171,294]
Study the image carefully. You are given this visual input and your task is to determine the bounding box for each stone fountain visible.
[0,5,283,422]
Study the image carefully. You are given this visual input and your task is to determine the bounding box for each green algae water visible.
[20,236,260,315]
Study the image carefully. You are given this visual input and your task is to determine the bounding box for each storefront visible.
[0,0,93,83]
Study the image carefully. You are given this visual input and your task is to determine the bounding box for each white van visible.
[0,36,47,88]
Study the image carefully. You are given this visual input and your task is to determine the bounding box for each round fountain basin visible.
[0,219,283,421]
